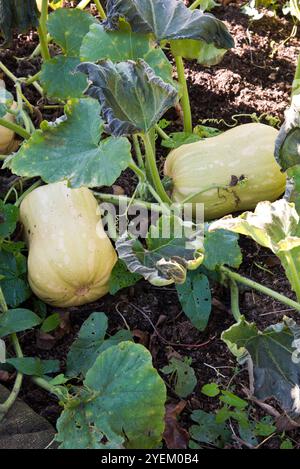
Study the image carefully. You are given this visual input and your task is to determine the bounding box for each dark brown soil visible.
[1,2,300,449]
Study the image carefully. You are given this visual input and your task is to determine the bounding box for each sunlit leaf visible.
[9,98,132,188]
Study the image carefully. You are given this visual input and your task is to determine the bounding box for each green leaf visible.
[171,39,227,66]
[41,313,61,333]
[193,124,222,138]
[116,215,204,286]
[222,316,300,417]
[80,24,174,86]
[40,56,87,100]
[201,383,220,397]
[66,312,132,377]
[57,341,166,449]
[47,8,96,56]
[161,356,197,397]
[161,132,202,149]
[0,250,31,308]
[190,409,231,447]
[219,390,248,409]
[275,95,300,171]
[176,271,211,331]
[109,259,141,295]
[254,417,276,437]
[280,439,294,449]
[105,0,234,48]
[204,229,242,270]
[9,98,132,188]
[77,60,178,136]
[6,357,60,376]
[0,201,18,239]
[0,308,41,337]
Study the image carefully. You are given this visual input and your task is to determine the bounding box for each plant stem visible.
[77,0,91,9]
[142,132,172,204]
[155,124,170,141]
[15,180,42,207]
[133,135,144,169]
[0,287,23,422]
[31,376,61,398]
[128,161,146,182]
[221,266,300,312]
[189,0,204,10]
[93,191,163,213]
[0,117,30,140]
[94,0,106,18]
[230,280,242,322]
[284,251,300,302]
[25,72,41,86]
[292,52,300,97]
[0,62,18,83]
[174,56,192,133]
[37,0,51,62]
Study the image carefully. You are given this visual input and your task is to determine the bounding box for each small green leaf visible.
[219,390,248,410]
[0,201,19,239]
[6,357,60,376]
[204,229,242,270]
[66,312,132,377]
[109,260,141,295]
[0,250,31,308]
[190,409,231,447]
[0,308,41,337]
[9,98,132,188]
[57,342,166,449]
[161,356,197,397]
[176,271,211,331]
[280,439,294,449]
[201,383,220,397]
[161,132,202,149]
[41,313,61,333]
[47,8,96,56]
[254,417,276,437]
[40,56,87,99]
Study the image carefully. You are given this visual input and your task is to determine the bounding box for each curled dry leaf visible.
[163,401,189,449]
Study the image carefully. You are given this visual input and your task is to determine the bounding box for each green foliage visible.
[66,312,132,377]
[109,259,142,295]
[6,357,60,377]
[0,308,41,337]
[0,200,18,239]
[203,229,242,271]
[176,271,212,331]
[41,313,61,333]
[201,382,220,397]
[0,250,31,308]
[57,342,166,449]
[78,60,178,136]
[161,356,197,397]
[9,98,132,188]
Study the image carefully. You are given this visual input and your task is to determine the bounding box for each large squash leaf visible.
[80,24,174,87]
[104,0,234,48]
[222,316,300,419]
[8,98,132,188]
[77,60,178,136]
[56,342,166,449]
[66,312,132,378]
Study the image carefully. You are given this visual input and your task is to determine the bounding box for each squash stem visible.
[0,287,23,422]
[0,61,18,84]
[128,161,146,182]
[77,0,91,9]
[230,280,242,322]
[189,0,204,10]
[132,135,145,169]
[37,0,51,62]
[155,124,170,141]
[0,117,30,140]
[94,0,106,19]
[142,132,172,204]
[292,52,300,97]
[31,376,62,398]
[174,56,192,133]
[221,266,300,312]
[93,191,164,213]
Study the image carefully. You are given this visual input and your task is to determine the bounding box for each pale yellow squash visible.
[20,182,117,307]
[0,79,17,154]
[164,123,286,220]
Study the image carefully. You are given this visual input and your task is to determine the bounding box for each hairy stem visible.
[221,266,300,312]
[0,117,30,140]
[142,132,172,204]
[128,161,146,182]
[93,191,164,213]
[230,280,242,322]
[155,124,170,141]
[37,0,51,62]
[174,56,192,133]
[133,135,144,169]
[94,0,106,18]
